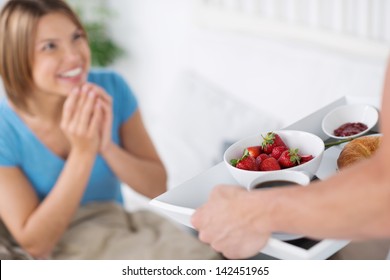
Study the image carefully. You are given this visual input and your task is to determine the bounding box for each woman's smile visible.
[57,66,85,84]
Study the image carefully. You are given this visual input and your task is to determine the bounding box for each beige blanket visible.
[1,202,220,260]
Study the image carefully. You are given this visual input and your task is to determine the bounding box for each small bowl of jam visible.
[322,104,379,140]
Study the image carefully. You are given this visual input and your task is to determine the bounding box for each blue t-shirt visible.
[0,69,138,205]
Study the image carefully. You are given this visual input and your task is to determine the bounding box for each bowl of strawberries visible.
[223,130,325,189]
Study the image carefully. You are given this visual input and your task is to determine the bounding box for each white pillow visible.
[152,71,282,188]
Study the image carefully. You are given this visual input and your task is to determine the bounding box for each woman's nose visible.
[64,45,82,61]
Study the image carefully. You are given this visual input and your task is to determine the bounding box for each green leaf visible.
[71,2,124,67]
[289,148,301,164]
[261,132,275,148]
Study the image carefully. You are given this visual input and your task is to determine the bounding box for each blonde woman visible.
[0,0,218,260]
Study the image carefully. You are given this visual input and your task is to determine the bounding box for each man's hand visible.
[191,185,271,259]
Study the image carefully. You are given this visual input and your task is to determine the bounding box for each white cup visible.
[248,171,311,191]
[248,171,311,241]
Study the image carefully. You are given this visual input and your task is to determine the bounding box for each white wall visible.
[107,0,193,125]
[107,0,387,128]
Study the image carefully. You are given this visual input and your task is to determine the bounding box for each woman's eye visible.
[42,42,56,51]
[73,32,85,41]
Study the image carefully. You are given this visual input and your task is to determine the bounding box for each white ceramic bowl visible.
[223,130,325,189]
[321,104,378,140]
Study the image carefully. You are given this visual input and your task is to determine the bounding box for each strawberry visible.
[255,155,262,169]
[260,157,281,171]
[255,153,270,169]
[231,150,257,171]
[261,132,287,154]
[300,154,314,164]
[278,149,301,168]
[258,153,269,161]
[236,156,256,170]
[246,146,262,158]
[270,145,288,160]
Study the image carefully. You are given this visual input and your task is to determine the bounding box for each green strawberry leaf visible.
[230,159,239,166]
[261,132,275,148]
[242,149,249,159]
[289,148,301,164]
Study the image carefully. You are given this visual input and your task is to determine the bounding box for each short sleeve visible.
[111,72,138,125]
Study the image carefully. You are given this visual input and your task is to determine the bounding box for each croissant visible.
[337,136,381,169]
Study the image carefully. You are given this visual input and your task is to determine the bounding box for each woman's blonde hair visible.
[0,0,87,109]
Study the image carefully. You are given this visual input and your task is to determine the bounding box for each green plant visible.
[84,20,124,67]
[70,1,124,67]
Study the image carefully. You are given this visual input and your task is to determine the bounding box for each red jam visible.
[334,122,368,137]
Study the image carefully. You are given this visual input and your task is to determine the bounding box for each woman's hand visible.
[191,185,271,259]
[61,86,103,155]
[79,83,113,154]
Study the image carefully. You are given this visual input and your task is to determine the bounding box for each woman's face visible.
[32,12,90,97]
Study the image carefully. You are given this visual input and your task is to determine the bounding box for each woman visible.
[0,0,218,260]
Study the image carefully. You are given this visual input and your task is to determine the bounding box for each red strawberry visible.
[246,146,262,158]
[278,149,301,168]
[236,156,256,170]
[261,132,287,154]
[255,153,270,169]
[260,157,281,171]
[300,155,314,164]
[259,153,269,161]
[271,145,288,160]
[231,150,257,171]
[255,155,262,169]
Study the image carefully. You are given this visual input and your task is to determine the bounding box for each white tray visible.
[150,95,380,259]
